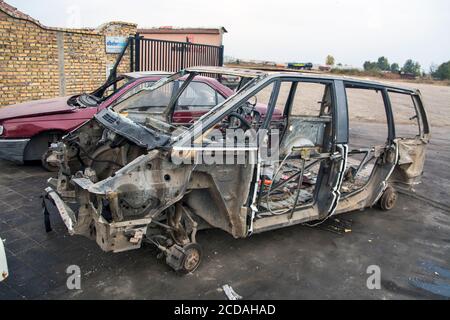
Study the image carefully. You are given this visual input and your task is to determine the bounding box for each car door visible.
[336,84,400,213]
[388,90,430,186]
[250,78,348,233]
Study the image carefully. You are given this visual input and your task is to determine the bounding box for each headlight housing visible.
[0,125,3,136]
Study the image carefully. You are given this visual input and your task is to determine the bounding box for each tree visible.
[433,61,450,80]
[363,61,379,71]
[429,63,438,75]
[377,56,390,71]
[326,55,335,66]
[390,63,400,73]
[402,59,422,76]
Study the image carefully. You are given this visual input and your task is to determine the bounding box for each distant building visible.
[137,27,227,46]
[399,71,417,80]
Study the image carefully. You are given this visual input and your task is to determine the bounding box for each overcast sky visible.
[7,0,450,70]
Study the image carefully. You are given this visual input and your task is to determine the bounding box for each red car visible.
[0,71,280,170]
[0,73,217,167]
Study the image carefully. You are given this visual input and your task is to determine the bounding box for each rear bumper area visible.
[0,138,30,163]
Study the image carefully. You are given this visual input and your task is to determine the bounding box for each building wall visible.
[0,9,136,107]
[141,33,223,47]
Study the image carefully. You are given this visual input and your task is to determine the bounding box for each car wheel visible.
[378,186,398,211]
[180,243,202,274]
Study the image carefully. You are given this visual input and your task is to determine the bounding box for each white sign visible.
[106,36,128,54]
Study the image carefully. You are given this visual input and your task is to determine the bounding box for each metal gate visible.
[106,35,224,85]
[132,35,224,72]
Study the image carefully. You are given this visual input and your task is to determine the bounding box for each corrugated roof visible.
[138,27,227,35]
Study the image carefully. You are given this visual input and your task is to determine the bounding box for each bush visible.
[433,61,450,80]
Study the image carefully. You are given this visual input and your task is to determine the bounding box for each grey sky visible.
[7,0,450,70]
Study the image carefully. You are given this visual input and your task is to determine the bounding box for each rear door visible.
[388,90,430,186]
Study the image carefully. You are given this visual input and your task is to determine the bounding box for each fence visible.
[132,35,224,72]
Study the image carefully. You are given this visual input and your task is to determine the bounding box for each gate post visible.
[129,36,134,72]
[181,42,186,69]
[219,45,224,66]
[134,33,141,72]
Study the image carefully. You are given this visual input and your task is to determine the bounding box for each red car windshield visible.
[68,76,136,108]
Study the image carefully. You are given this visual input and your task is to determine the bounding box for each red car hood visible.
[0,96,75,121]
[254,103,283,118]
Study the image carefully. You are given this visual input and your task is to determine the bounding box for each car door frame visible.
[250,77,349,234]
[388,89,430,186]
[335,82,404,214]
[171,74,351,236]
[171,79,227,126]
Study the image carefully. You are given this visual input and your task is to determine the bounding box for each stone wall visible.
[0,4,136,107]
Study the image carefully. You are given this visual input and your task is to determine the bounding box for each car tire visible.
[378,186,398,211]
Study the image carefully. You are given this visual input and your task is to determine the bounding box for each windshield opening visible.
[108,69,266,143]
[101,77,134,101]
[68,76,136,109]
[112,71,187,113]
[174,75,268,146]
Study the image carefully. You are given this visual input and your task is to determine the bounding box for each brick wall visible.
[0,5,136,107]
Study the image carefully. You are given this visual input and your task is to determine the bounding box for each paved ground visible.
[0,125,449,300]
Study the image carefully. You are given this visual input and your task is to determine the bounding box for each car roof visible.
[263,72,417,93]
[126,67,417,94]
[186,66,268,78]
[123,71,172,79]
[186,66,417,93]
[122,71,220,83]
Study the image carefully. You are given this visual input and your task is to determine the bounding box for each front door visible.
[250,79,347,233]
[172,76,348,237]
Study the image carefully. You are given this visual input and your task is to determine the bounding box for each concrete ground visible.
[0,121,449,300]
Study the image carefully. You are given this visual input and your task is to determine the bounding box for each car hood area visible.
[0,96,75,121]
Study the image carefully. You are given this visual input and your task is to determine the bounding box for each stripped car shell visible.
[43,67,430,273]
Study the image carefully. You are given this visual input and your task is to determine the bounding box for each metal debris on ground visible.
[222,284,243,300]
[318,218,353,235]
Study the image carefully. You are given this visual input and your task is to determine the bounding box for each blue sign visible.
[106,36,127,54]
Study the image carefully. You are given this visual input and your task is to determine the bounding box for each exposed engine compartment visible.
[44,108,253,273]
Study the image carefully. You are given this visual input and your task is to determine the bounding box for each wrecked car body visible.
[43,67,430,273]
